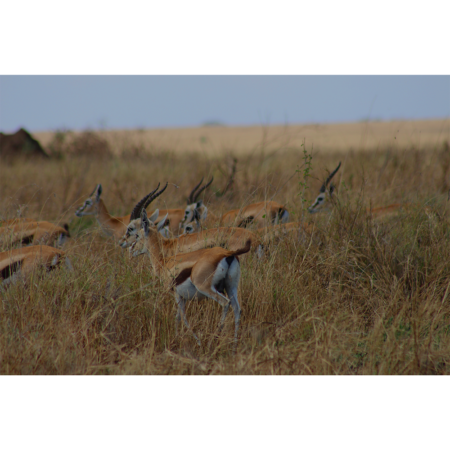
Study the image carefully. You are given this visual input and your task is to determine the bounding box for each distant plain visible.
[34,118,449,156]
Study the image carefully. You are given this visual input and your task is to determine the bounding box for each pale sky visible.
[0,76,449,133]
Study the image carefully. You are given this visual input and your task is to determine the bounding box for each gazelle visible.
[75,184,173,239]
[0,220,70,247]
[307,162,429,219]
[119,177,245,244]
[308,162,342,214]
[180,177,290,232]
[117,183,174,246]
[131,205,251,346]
[180,177,214,226]
[121,185,262,256]
[0,245,68,285]
[180,214,302,238]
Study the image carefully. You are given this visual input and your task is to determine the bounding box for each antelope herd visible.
[2,160,429,346]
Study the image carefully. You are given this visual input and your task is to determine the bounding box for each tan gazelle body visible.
[120,186,262,256]
[307,162,430,219]
[0,245,68,285]
[0,219,70,247]
[179,177,290,233]
[130,186,252,346]
[180,200,289,235]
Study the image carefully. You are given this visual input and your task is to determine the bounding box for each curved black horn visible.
[129,183,160,222]
[143,181,168,210]
[188,178,204,204]
[319,162,341,193]
[89,184,101,197]
[194,177,214,202]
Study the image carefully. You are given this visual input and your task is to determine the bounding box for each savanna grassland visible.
[1,120,450,375]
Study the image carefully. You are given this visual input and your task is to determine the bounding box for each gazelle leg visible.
[219,302,231,332]
[226,285,241,344]
[175,294,201,346]
[256,244,264,259]
[195,286,231,331]
[224,259,241,349]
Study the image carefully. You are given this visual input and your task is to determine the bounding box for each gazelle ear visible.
[141,209,150,236]
[96,184,102,201]
[196,200,203,208]
[157,213,169,232]
[149,209,159,223]
[329,183,335,196]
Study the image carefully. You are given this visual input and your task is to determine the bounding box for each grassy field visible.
[1,121,450,375]
[33,118,449,156]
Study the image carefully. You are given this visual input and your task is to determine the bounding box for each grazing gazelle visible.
[131,205,251,346]
[180,177,290,232]
[0,219,70,247]
[0,245,68,285]
[121,185,262,256]
[307,162,429,219]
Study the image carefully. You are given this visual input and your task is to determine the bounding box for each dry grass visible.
[33,118,449,156]
[1,126,450,375]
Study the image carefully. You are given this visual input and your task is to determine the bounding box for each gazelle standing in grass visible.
[117,183,175,245]
[75,183,176,239]
[180,177,290,233]
[121,184,262,256]
[307,162,430,219]
[307,162,342,214]
[130,186,252,347]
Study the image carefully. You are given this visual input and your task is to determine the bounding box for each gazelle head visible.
[75,184,102,217]
[119,183,168,248]
[180,177,213,229]
[130,207,168,257]
[308,162,341,214]
[179,219,201,235]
